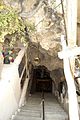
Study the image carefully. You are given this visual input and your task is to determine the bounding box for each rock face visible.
[3,0,65,81]
[25,0,65,71]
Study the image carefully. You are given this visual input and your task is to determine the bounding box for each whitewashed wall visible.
[0,64,20,120]
[77,0,80,23]
[0,48,29,120]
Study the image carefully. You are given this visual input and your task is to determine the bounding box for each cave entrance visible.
[30,66,52,93]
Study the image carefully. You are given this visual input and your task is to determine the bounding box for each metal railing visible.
[41,92,45,120]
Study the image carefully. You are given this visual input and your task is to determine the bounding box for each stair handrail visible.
[40,92,45,120]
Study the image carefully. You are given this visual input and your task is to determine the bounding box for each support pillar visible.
[66,0,77,74]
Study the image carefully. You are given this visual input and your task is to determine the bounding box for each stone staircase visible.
[44,93,68,120]
[13,93,42,120]
[13,93,68,120]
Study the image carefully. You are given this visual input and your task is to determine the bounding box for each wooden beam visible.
[58,36,79,120]
[67,0,77,46]
[58,46,80,59]
[66,0,77,75]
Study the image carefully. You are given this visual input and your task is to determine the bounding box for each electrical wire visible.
[47,0,67,44]
[53,1,63,10]
[35,0,65,28]
[32,0,68,45]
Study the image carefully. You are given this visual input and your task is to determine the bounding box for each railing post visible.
[41,92,45,120]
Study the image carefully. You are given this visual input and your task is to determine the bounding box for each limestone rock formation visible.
[25,0,65,71]
[2,0,65,81]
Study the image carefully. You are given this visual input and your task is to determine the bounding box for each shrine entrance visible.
[30,66,52,93]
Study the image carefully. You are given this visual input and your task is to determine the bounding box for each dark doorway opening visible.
[30,66,52,93]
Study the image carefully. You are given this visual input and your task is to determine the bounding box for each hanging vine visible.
[0,3,35,46]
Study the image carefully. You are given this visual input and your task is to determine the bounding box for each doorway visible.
[30,66,52,93]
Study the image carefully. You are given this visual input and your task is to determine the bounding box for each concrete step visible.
[16,111,41,117]
[21,106,41,111]
[13,93,68,120]
[14,115,41,120]
[20,109,40,112]
[44,94,68,120]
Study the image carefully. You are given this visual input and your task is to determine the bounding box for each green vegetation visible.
[0,4,35,46]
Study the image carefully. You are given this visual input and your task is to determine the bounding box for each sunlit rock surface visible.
[3,0,65,76]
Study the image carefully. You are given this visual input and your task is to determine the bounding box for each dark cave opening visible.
[30,66,52,93]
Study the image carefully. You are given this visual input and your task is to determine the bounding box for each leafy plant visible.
[0,5,23,41]
[0,4,35,46]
